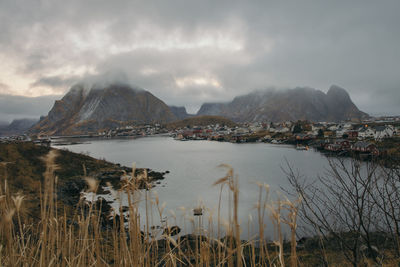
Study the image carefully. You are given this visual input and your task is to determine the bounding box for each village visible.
[170,116,400,159]
[1,116,399,160]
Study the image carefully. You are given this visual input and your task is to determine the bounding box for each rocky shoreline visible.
[0,141,169,221]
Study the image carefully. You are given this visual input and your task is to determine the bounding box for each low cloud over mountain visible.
[0,94,60,122]
[198,85,368,122]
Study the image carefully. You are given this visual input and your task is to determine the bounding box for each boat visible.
[296,145,309,150]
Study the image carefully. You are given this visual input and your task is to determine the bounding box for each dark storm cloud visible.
[0,0,399,116]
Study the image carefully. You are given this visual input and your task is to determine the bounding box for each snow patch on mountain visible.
[78,96,101,121]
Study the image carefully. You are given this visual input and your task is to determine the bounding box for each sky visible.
[0,0,399,122]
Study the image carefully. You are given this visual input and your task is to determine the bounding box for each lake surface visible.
[54,136,332,238]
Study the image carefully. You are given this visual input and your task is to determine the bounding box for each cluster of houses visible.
[323,140,381,155]
[323,123,397,140]
[173,125,235,141]
[0,134,54,147]
[97,124,168,137]
[0,134,31,143]
[2,115,399,158]
[171,120,399,156]
[41,119,397,145]
[173,121,398,140]
[313,123,397,156]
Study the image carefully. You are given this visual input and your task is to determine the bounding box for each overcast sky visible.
[0,0,399,120]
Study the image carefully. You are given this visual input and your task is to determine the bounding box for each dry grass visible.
[1,149,397,266]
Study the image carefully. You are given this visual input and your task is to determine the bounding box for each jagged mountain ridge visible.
[31,83,177,135]
[169,106,193,120]
[0,118,38,136]
[197,85,368,122]
[31,83,368,135]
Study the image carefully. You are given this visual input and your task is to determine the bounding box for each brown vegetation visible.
[286,158,400,266]
[0,144,302,266]
[1,142,399,266]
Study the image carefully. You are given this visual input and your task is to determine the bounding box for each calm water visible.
[54,136,332,238]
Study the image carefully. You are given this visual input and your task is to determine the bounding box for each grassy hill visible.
[0,142,164,221]
[0,142,125,220]
[166,115,237,129]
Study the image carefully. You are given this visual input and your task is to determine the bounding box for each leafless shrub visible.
[286,157,400,266]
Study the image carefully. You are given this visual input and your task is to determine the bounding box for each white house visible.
[342,123,353,129]
[234,127,250,134]
[328,124,339,131]
[336,128,347,138]
[274,126,290,133]
[312,123,323,131]
[374,125,395,140]
[249,123,263,132]
[358,127,375,139]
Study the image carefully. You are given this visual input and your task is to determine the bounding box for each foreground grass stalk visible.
[0,148,312,266]
[233,175,242,267]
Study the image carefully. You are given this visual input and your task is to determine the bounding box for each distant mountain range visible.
[197,85,368,122]
[0,118,38,136]
[29,83,368,135]
[169,106,192,120]
[0,94,59,122]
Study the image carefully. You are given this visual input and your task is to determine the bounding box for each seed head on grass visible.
[153,191,159,206]
[162,235,178,247]
[178,206,186,213]
[84,177,99,193]
[106,182,119,200]
[120,171,131,181]
[213,177,229,186]
[41,149,60,172]
[169,209,176,220]
[186,216,195,224]
[4,208,15,223]
[11,194,24,212]
[159,202,167,216]
[215,164,236,191]
[207,208,215,224]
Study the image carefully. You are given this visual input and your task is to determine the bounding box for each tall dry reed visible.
[0,150,304,266]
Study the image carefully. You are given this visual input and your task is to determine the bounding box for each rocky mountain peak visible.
[169,106,192,120]
[0,118,38,136]
[197,86,368,122]
[327,85,350,98]
[30,83,177,135]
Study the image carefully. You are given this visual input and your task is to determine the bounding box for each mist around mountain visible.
[28,83,370,136]
[0,94,60,122]
[31,83,177,135]
[197,85,369,122]
[169,106,193,120]
[0,118,38,136]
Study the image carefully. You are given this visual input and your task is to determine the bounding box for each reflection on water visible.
[55,136,332,238]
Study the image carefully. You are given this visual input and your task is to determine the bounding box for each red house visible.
[351,141,377,153]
